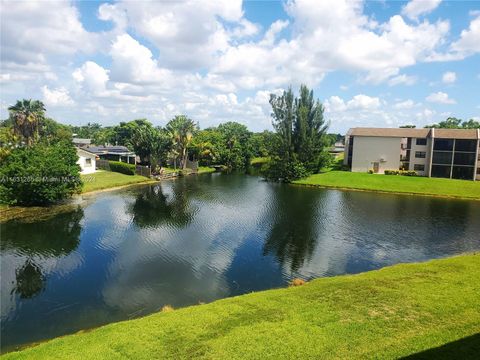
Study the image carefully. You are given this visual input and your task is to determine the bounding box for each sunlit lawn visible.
[81,170,152,193]
[4,254,480,359]
[294,171,480,200]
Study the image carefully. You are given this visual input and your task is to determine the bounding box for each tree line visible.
[0,85,340,205]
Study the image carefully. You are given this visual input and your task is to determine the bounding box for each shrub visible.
[368,169,374,174]
[262,158,310,183]
[384,169,417,176]
[108,161,135,175]
[0,141,82,206]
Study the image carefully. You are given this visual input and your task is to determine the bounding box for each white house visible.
[76,148,97,175]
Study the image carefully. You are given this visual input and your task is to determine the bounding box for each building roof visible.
[348,127,479,139]
[72,138,91,145]
[76,148,97,157]
[433,128,479,139]
[86,145,136,156]
[348,128,431,138]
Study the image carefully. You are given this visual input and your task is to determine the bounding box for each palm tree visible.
[8,99,46,146]
[166,115,197,170]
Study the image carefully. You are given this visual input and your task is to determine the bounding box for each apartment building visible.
[344,128,480,181]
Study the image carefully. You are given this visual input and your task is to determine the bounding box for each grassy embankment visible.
[294,171,480,200]
[4,253,480,359]
[81,170,154,193]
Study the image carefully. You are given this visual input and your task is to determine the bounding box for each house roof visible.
[348,127,479,140]
[347,128,431,138]
[76,148,97,157]
[73,138,91,145]
[86,145,136,155]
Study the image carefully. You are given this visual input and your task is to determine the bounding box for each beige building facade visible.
[344,128,480,181]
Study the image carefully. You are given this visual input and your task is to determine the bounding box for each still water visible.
[1,173,480,351]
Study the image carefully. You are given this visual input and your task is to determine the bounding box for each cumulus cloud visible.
[451,15,480,54]
[388,74,417,86]
[442,71,456,84]
[402,0,442,20]
[426,91,456,104]
[41,86,74,106]
[394,99,416,109]
[73,61,109,95]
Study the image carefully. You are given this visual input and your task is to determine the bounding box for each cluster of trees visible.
[401,117,480,129]
[0,100,82,205]
[263,85,331,182]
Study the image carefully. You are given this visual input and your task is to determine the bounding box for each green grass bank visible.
[81,171,154,193]
[4,253,480,359]
[294,171,480,200]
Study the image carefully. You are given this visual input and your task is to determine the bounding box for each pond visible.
[1,173,480,351]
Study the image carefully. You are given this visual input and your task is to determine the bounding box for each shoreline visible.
[292,181,480,201]
[0,171,216,223]
[3,252,479,358]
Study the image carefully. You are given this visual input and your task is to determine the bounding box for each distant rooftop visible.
[347,127,479,140]
[86,145,135,155]
[72,138,91,145]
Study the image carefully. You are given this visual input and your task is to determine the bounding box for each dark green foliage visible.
[216,122,252,169]
[265,85,329,182]
[0,141,82,205]
[384,169,417,176]
[108,161,135,175]
[263,157,310,183]
[8,99,46,146]
[425,117,480,129]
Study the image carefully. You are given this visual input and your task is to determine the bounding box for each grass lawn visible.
[250,157,270,165]
[163,167,216,175]
[4,253,480,359]
[294,171,480,200]
[81,171,153,193]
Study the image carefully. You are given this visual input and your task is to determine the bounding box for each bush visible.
[262,158,310,183]
[384,169,417,176]
[108,161,135,175]
[368,169,374,174]
[0,141,82,206]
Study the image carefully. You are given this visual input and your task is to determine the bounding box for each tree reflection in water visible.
[1,207,84,299]
[128,183,197,229]
[262,186,323,272]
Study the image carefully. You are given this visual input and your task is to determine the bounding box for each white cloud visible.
[41,86,74,106]
[347,95,381,110]
[426,91,456,104]
[394,99,416,109]
[73,61,109,95]
[442,71,456,84]
[451,15,480,54]
[402,0,442,20]
[0,1,97,66]
[109,34,172,85]
[388,74,417,86]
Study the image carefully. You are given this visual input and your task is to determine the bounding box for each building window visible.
[452,166,474,180]
[414,164,425,171]
[455,139,477,152]
[434,139,454,151]
[432,151,452,165]
[454,152,476,166]
[415,151,426,159]
[431,165,451,178]
[416,138,427,146]
[85,158,92,167]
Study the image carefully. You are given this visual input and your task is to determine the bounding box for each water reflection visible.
[128,182,196,228]
[1,175,480,352]
[1,208,84,323]
[262,185,323,272]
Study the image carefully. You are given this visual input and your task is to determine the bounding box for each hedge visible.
[108,161,135,175]
[384,169,417,176]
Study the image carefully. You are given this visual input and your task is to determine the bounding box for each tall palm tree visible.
[8,99,46,146]
[166,115,197,170]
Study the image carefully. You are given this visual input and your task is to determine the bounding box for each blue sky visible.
[1,0,479,133]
